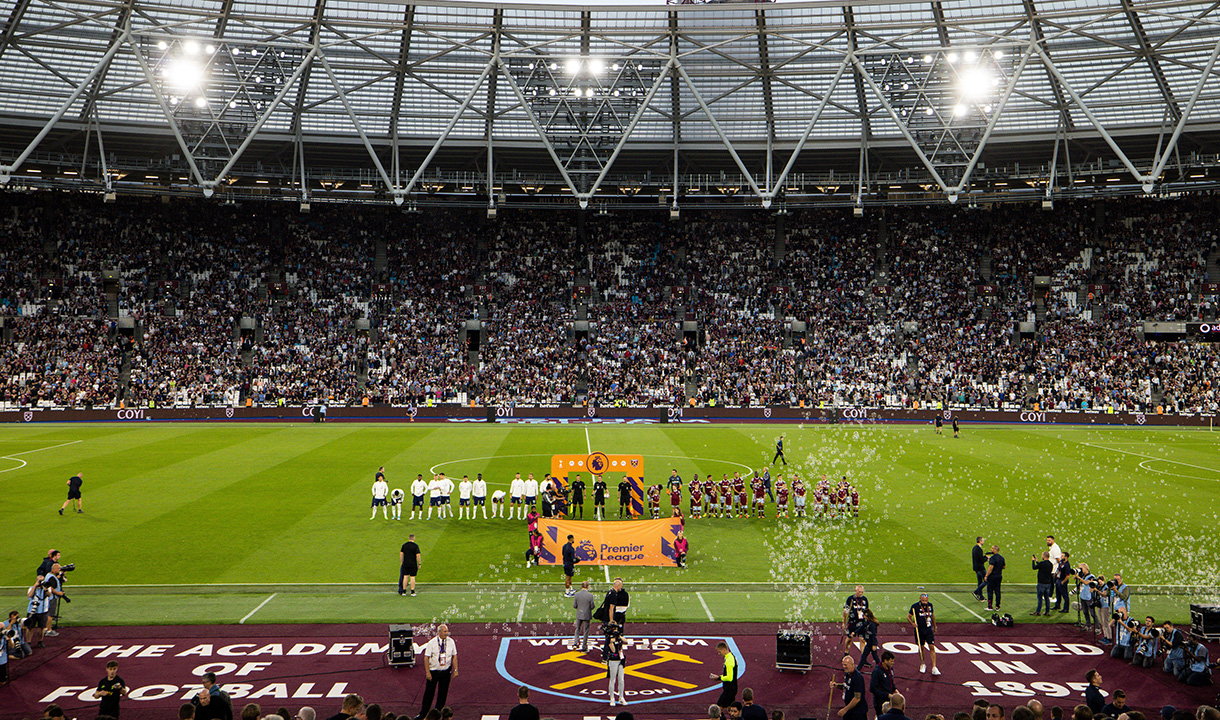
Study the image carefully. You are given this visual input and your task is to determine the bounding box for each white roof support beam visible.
[849,53,952,197]
[317,51,406,197]
[495,55,583,205]
[952,41,1036,194]
[1034,46,1149,185]
[0,24,127,184]
[582,58,674,201]
[673,62,765,204]
[769,56,849,197]
[396,57,495,198]
[1148,36,1220,187]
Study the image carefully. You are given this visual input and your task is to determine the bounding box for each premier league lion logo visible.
[587,452,609,474]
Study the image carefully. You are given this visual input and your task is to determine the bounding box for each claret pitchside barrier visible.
[1,405,1215,427]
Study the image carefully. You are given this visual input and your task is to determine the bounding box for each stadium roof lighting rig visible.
[506,56,664,195]
[866,47,1015,193]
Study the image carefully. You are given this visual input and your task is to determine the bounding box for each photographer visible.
[1074,564,1101,635]
[1161,621,1188,676]
[26,563,66,648]
[1129,616,1158,668]
[603,622,625,707]
[4,610,33,660]
[1179,634,1211,686]
[1110,607,1136,661]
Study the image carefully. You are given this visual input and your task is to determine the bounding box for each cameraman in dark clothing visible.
[1031,551,1054,616]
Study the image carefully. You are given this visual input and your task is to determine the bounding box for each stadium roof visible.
[2,0,1220,207]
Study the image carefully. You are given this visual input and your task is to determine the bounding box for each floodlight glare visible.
[589,58,605,75]
[994,50,1005,59]
[565,58,581,75]
[205,44,215,54]
[157,41,168,51]
[585,88,594,97]
[194,97,207,108]
[958,67,994,98]
[964,50,978,63]
[183,39,201,56]
[162,58,206,93]
[953,103,967,117]
[923,54,933,63]
[947,52,960,63]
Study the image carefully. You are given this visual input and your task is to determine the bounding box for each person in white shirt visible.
[390,487,405,520]
[428,474,443,519]
[417,624,458,718]
[370,468,389,520]
[410,474,429,520]
[472,473,488,519]
[439,474,455,519]
[510,473,526,519]
[1045,535,1062,565]
[491,489,507,518]
[458,475,473,519]
[524,473,539,516]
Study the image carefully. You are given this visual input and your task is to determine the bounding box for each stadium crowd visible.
[1,192,1218,412]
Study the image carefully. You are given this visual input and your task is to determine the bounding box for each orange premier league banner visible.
[551,452,645,516]
[537,518,682,567]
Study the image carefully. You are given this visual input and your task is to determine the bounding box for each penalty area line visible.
[940,592,985,622]
[517,592,527,622]
[696,592,715,622]
[0,439,83,474]
[239,593,277,624]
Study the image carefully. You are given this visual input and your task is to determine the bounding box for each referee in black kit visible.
[772,435,787,465]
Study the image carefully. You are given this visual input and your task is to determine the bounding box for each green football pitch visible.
[2,421,1216,627]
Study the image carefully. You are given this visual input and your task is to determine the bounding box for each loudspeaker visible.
[776,630,812,671]
[388,624,415,667]
[1190,604,1220,639]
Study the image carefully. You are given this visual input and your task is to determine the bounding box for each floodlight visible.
[163,58,205,93]
[589,58,606,75]
[958,67,994,99]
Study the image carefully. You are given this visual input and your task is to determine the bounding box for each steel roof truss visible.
[673,61,764,203]
[1149,35,1220,184]
[398,58,494,197]
[770,56,849,198]
[1035,47,1147,184]
[0,24,126,183]
[850,52,950,195]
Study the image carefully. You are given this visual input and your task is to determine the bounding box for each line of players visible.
[644,470,861,520]
[370,467,582,521]
[370,465,862,522]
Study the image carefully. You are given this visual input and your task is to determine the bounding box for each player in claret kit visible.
[668,473,683,517]
[775,476,789,519]
[837,478,850,518]
[793,475,807,518]
[647,484,662,519]
[689,475,703,518]
[732,473,747,518]
[752,473,767,519]
[850,485,860,518]
[719,474,733,518]
[705,476,719,518]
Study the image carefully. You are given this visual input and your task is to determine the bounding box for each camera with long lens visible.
[602,621,622,639]
[2,624,18,641]
[62,563,75,572]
